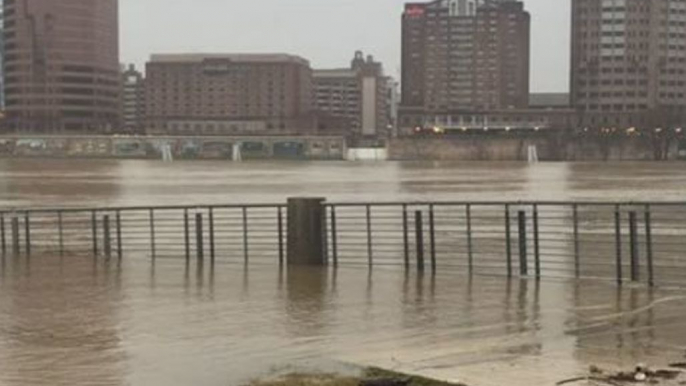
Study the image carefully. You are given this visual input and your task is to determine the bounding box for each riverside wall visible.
[0,135,347,161]
[388,133,686,162]
[1,133,684,162]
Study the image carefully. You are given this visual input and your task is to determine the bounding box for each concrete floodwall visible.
[346,147,389,161]
[0,135,347,161]
[388,134,683,162]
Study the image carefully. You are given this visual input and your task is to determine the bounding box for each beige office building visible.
[144,54,314,135]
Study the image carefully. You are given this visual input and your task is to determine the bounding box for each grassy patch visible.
[246,373,359,386]
[365,368,465,386]
[244,367,467,386]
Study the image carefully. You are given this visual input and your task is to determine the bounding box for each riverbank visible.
[246,368,466,386]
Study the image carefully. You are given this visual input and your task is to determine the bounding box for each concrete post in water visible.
[287,198,326,266]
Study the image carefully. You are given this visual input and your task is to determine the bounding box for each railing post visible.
[505,205,512,277]
[149,209,156,259]
[242,207,249,263]
[330,206,338,267]
[321,204,329,265]
[0,213,5,256]
[573,204,580,278]
[196,212,204,261]
[209,208,215,263]
[286,198,326,266]
[57,211,64,257]
[103,215,112,259]
[533,206,541,279]
[91,211,98,257]
[615,206,623,285]
[116,211,123,260]
[644,205,654,287]
[518,210,528,276]
[466,204,473,275]
[277,206,285,266]
[402,205,409,270]
[24,212,31,257]
[629,211,640,282]
[429,205,437,272]
[415,211,425,272]
[184,209,190,262]
[366,205,373,267]
[11,216,20,256]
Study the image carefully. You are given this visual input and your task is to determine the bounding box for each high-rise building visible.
[571,0,686,128]
[400,0,530,133]
[144,54,314,135]
[2,0,120,133]
[121,64,145,134]
[0,3,5,110]
[313,51,390,137]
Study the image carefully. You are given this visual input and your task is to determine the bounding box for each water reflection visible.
[0,256,124,386]
[285,267,331,337]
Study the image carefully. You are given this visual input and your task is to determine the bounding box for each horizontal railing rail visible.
[1,199,685,286]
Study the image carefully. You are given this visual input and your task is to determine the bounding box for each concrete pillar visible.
[287,197,327,265]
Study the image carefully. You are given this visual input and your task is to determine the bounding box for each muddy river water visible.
[0,159,685,386]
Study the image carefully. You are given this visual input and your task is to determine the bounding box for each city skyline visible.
[120,0,570,92]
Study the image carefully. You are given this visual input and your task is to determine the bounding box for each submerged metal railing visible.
[1,200,686,286]
[0,204,287,264]
[325,202,686,286]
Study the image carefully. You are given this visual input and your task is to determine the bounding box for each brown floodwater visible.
[2,159,686,208]
[0,159,685,386]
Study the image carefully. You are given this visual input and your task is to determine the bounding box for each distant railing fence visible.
[2,200,686,286]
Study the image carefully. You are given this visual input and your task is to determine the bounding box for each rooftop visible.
[149,53,310,66]
[313,69,358,78]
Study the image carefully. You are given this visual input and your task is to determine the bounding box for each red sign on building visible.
[405,5,426,17]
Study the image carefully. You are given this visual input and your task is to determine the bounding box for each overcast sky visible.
[121,0,571,92]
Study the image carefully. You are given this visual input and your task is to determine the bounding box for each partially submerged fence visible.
[1,200,686,286]
[0,204,287,264]
[327,202,686,286]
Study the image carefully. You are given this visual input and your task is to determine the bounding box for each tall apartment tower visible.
[571,0,686,128]
[121,64,145,134]
[2,0,120,133]
[400,0,530,131]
